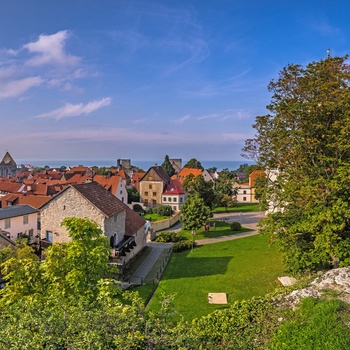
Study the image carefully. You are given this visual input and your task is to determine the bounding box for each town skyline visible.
[1,0,349,160]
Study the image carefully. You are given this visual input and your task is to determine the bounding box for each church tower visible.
[0,151,17,177]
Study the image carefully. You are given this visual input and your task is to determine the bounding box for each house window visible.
[243,190,247,194]
[173,198,176,202]
[29,229,33,238]
[168,197,171,202]
[163,197,166,202]
[4,219,10,229]
[152,199,156,206]
[243,197,247,201]
[122,197,124,203]
[145,191,149,196]
[23,215,28,224]
[149,184,152,189]
[153,192,156,196]
[173,206,176,210]
[114,214,118,222]
[148,176,152,181]
[180,197,183,203]
[46,231,53,243]
[17,232,23,239]
[144,199,148,205]
[120,190,122,194]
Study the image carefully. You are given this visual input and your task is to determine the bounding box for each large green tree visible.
[182,174,216,208]
[180,193,211,232]
[243,55,350,272]
[161,154,176,177]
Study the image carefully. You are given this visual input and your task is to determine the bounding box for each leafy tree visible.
[182,174,216,208]
[161,155,176,177]
[184,157,203,169]
[180,193,211,232]
[207,166,217,173]
[219,168,236,180]
[156,205,173,216]
[127,186,140,203]
[243,55,350,272]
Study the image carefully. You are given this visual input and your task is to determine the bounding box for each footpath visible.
[128,211,265,284]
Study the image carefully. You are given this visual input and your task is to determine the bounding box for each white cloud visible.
[34,97,112,120]
[173,114,191,123]
[0,76,43,98]
[24,30,80,66]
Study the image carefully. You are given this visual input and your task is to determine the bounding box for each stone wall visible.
[40,187,125,244]
[150,212,181,238]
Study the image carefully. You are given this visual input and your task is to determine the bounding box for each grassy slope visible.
[147,234,284,321]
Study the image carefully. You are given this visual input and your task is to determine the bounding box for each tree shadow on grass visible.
[163,256,232,279]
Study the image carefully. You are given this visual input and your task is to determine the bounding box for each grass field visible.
[143,213,171,222]
[212,203,261,213]
[147,234,284,321]
[179,220,253,240]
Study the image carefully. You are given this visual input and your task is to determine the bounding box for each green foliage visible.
[182,173,216,208]
[183,157,203,169]
[266,298,350,350]
[230,221,242,231]
[156,204,173,216]
[172,240,194,252]
[127,186,140,203]
[243,55,350,272]
[161,154,176,177]
[180,193,211,231]
[155,231,185,243]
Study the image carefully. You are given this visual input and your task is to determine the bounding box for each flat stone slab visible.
[208,293,227,304]
[278,276,297,286]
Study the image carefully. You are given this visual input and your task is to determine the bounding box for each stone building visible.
[0,151,17,178]
[40,181,147,264]
[139,165,171,208]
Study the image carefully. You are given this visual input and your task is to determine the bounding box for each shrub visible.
[230,221,242,231]
[155,231,185,243]
[172,240,195,252]
[156,205,173,217]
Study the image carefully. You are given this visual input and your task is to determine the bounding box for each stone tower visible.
[0,151,17,177]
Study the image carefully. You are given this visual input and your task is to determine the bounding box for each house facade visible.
[0,205,38,242]
[40,182,146,264]
[139,166,170,208]
[162,180,186,211]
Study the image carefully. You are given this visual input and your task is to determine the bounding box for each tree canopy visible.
[183,158,203,169]
[243,55,350,272]
[161,154,176,177]
[182,174,216,208]
[180,193,211,232]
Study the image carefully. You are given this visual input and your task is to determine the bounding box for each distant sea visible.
[17,159,255,172]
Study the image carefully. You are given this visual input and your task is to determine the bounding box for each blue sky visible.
[0,0,348,162]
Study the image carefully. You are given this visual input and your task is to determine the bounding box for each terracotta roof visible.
[18,195,51,209]
[163,180,186,195]
[0,182,24,193]
[93,175,122,195]
[176,168,203,183]
[70,182,126,218]
[65,173,92,184]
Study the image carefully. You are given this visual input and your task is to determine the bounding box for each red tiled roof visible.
[93,175,121,195]
[176,168,203,183]
[163,180,186,195]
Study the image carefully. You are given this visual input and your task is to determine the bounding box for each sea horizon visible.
[17,159,255,172]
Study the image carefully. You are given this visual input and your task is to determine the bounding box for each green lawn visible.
[212,203,261,213]
[143,213,171,222]
[179,220,252,240]
[147,234,284,321]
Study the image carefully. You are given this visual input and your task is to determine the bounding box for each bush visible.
[155,231,185,243]
[172,240,195,252]
[156,205,173,217]
[230,221,242,231]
